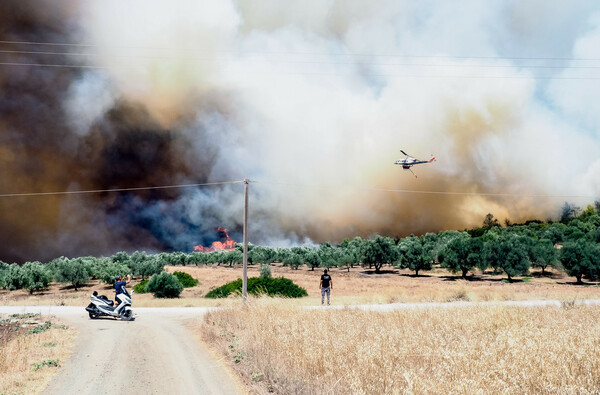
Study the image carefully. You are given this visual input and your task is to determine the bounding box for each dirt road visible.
[0,306,242,395]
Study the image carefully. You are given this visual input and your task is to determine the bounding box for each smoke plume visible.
[1,0,599,262]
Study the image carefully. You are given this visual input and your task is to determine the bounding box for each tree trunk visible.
[347,266,350,272]
[415,269,419,276]
[576,274,583,284]
[461,268,468,279]
[541,266,546,275]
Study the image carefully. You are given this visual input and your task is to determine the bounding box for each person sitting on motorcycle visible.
[114,274,131,307]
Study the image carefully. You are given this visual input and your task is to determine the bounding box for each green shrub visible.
[132,279,149,294]
[205,277,307,298]
[259,264,272,279]
[173,271,199,288]
[146,272,183,298]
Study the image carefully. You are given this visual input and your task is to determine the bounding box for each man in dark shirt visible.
[114,274,131,306]
[320,269,333,305]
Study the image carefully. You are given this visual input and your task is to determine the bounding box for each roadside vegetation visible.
[0,313,76,394]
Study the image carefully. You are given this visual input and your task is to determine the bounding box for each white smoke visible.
[71,0,600,244]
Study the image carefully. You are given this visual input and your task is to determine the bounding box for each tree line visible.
[1,202,599,293]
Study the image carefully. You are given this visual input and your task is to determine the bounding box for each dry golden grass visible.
[199,300,600,394]
[0,314,76,394]
[1,263,599,307]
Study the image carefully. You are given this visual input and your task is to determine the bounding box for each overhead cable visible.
[0,181,245,198]
[252,180,597,199]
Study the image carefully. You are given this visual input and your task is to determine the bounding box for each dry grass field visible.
[198,301,600,394]
[0,314,76,394]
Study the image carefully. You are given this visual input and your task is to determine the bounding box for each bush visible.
[173,271,198,288]
[259,264,272,279]
[205,277,307,298]
[146,272,183,298]
[132,279,149,294]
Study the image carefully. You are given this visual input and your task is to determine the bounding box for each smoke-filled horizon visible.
[1,0,599,263]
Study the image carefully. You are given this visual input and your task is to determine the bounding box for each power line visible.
[0,179,594,200]
[3,49,600,70]
[2,39,600,62]
[0,181,244,198]
[252,180,597,199]
[0,61,103,69]
[2,61,600,80]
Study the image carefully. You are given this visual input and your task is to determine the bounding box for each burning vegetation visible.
[193,227,236,252]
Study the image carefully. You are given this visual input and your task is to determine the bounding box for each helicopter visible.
[394,150,436,178]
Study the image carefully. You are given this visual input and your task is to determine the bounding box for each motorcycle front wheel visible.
[88,311,99,319]
[121,308,133,321]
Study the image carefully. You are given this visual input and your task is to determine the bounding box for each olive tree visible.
[439,234,483,279]
[361,235,398,273]
[282,251,303,270]
[483,235,530,281]
[530,238,559,275]
[54,257,92,291]
[0,261,9,289]
[397,236,431,276]
[21,261,51,294]
[559,239,599,284]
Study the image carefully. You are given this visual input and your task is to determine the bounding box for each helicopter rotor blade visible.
[400,150,408,156]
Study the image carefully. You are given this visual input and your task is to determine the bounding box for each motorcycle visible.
[85,290,135,321]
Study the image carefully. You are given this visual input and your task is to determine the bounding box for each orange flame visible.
[193,227,236,252]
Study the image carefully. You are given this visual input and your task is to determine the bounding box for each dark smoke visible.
[0,2,244,262]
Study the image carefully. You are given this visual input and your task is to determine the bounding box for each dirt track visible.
[0,306,241,395]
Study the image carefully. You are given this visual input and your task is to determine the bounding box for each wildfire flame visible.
[193,227,236,252]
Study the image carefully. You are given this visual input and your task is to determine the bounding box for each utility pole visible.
[242,178,249,301]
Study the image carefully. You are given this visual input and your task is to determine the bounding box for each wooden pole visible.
[242,178,249,301]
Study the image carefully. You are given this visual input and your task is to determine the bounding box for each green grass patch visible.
[173,271,199,288]
[205,277,308,299]
[521,277,532,283]
[32,359,60,371]
[133,279,149,293]
[28,321,51,334]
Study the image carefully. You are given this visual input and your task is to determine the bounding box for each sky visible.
[0,0,599,263]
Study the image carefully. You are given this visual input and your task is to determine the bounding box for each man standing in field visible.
[320,269,333,305]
